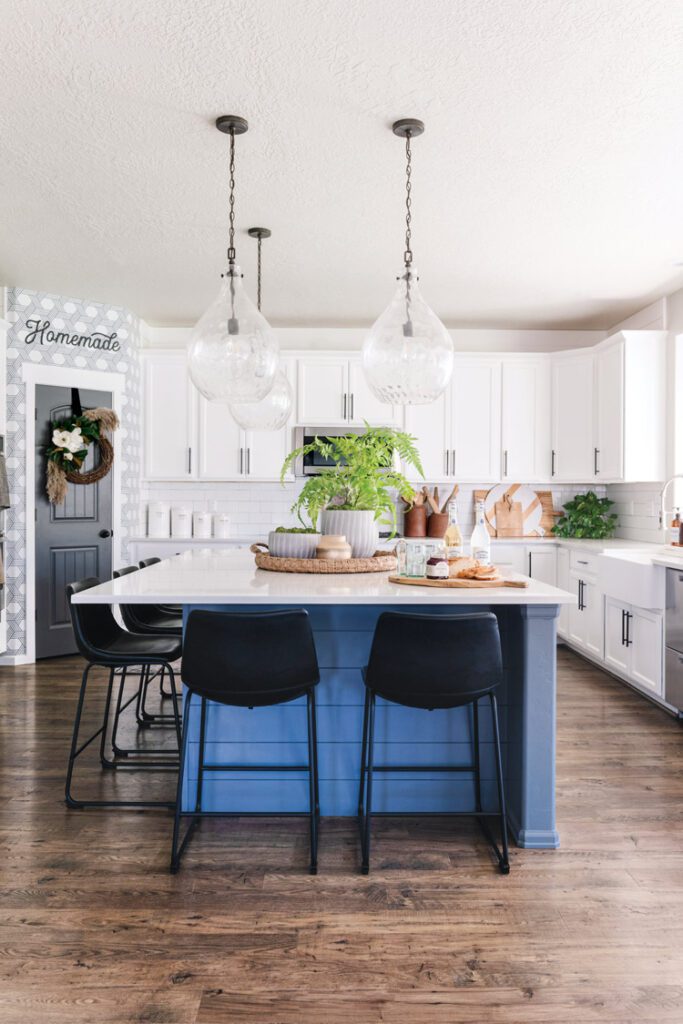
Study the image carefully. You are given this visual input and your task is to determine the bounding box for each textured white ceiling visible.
[1,0,683,328]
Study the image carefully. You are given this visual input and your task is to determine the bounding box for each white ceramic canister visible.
[171,506,192,539]
[193,510,213,539]
[147,502,170,538]
[213,513,232,539]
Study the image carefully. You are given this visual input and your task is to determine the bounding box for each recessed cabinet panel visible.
[347,358,401,427]
[143,353,197,479]
[630,608,663,695]
[551,353,594,481]
[528,547,557,587]
[451,359,501,481]
[198,400,243,480]
[501,359,551,481]
[297,358,348,425]
[404,391,450,481]
[595,342,624,480]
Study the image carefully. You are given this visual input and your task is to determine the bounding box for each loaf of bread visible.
[447,556,479,578]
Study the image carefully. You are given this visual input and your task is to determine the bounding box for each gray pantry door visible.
[35,385,113,659]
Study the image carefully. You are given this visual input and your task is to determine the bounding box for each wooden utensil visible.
[440,483,459,514]
[494,493,524,537]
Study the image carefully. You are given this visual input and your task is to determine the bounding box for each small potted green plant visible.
[281,426,423,556]
[268,525,321,559]
[553,491,618,539]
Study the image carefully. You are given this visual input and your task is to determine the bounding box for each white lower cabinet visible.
[527,546,557,587]
[604,596,663,696]
[568,574,603,659]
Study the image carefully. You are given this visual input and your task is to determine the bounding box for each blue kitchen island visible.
[73,548,574,849]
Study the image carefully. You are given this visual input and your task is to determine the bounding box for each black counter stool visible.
[114,565,182,721]
[65,577,182,809]
[171,608,320,875]
[358,611,510,875]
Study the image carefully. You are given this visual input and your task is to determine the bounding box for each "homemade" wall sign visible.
[23,318,121,352]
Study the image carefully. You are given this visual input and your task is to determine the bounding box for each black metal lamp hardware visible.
[247,227,271,312]
[215,115,248,270]
[392,118,424,268]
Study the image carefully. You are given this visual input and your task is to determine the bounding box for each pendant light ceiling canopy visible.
[229,227,294,432]
[187,116,279,405]
[362,118,454,406]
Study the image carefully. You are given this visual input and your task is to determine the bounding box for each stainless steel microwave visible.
[293,427,368,476]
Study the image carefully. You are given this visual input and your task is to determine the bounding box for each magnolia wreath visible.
[46,407,120,505]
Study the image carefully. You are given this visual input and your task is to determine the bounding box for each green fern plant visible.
[281,425,423,536]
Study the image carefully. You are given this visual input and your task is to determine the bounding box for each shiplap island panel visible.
[72,549,574,848]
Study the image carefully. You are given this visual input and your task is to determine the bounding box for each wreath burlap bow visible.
[46,407,119,505]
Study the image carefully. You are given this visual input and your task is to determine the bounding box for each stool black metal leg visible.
[65,664,92,808]
[490,692,510,874]
[306,689,319,874]
[98,668,117,768]
[357,687,370,818]
[195,697,207,813]
[472,699,482,814]
[111,666,129,757]
[109,663,180,766]
[361,691,376,875]
[170,693,196,872]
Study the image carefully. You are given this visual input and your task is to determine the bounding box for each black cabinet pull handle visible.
[350,393,354,420]
[625,611,632,647]
[594,447,600,475]
[343,393,347,420]
[621,608,626,646]
[551,449,556,476]
[504,450,509,476]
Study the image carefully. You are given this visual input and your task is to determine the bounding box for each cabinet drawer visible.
[569,551,599,578]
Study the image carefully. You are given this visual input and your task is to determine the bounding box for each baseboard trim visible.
[0,653,33,666]
[507,807,560,850]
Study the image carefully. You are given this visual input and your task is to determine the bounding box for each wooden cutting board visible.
[474,489,559,537]
[388,575,529,589]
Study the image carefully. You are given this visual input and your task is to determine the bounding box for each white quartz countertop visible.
[73,548,574,606]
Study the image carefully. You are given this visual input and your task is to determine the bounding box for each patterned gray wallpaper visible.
[4,288,142,658]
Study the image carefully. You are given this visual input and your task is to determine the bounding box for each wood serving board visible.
[388,575,529,590]
[474,489,559,538]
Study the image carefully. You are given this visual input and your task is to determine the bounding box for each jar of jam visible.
[426,554,449,580]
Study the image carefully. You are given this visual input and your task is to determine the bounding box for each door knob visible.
[98,529,112,538]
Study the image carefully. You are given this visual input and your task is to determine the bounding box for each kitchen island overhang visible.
[72,549,574,849]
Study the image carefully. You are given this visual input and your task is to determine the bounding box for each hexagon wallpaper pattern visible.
[4,288,142,657]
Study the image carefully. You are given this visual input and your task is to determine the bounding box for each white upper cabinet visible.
[143,351,197,480]
[551,331,666,485]
[197,399,243,480]
[347,357,402,427]
[594,341,624,480]
[404,390,450,481]
[297,356,348,425]
[450,357,501,481]
[551,351,595,482]
[199,358,295,481]
[296,354,400,427]
[501,357,551,482]
[596,331,666,483]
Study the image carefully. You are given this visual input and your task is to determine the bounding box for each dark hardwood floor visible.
[1,648,683,1022]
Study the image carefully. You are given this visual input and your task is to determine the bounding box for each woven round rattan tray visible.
[251,543,397,574]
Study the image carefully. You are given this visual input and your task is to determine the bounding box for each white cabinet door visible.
[404,390,450,481]
[143,353,197,479]
[630,607,663,695]
[348,358,401,427]
[501,359,551,482]
[246,361,296,481]
[604,597,630,676]
[198,399,243,480]
[551,353,595,481]
[492,544,526,574]
[297,357,348,426]
[595,341,624,481]
[528,547,557,586]
[582,579,604,659]
[556,547,571,638]
[450,358,502,481]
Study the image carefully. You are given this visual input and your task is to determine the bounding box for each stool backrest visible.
[365,612,503,709]
[139,557,161,568]
[182,609,319,706]
[66,577,121,659]
[113,565,159,630]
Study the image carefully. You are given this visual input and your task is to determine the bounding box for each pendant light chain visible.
[404,131,413,266]
[227,128,236,266]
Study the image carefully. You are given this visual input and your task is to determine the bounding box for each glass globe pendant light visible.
[188,115,279,404]
[362,118,453,405]
[229,227,293,431]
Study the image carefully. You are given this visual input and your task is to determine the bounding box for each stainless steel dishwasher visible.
[665,568,683,715]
